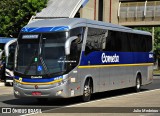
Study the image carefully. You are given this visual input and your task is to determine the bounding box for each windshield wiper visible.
[39,56,51,77]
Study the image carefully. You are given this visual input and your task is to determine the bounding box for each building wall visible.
[80,0,95,20]
[111,0,119,24]
[103,0,110,23]
[80,0,119,24]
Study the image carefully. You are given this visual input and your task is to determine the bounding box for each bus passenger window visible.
[85,28,107,55]
[68,27,84,70]
[69,38,82,68]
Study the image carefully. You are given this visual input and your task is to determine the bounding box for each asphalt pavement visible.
[0,76,160,116]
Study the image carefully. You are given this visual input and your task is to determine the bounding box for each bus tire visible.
[82,78,92,102]
[9,82,13,86]
[135,75,141,92]
[4,82,9,86]
[4,78,9,86]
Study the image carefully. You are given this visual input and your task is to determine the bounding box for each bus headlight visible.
[13,79,17,85]
[56,78,68,86]
[13,79,21,86]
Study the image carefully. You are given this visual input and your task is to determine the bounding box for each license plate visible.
[32,91,42,96]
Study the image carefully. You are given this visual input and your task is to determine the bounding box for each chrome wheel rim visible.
[84,85,90,97]
[136,79,140,89]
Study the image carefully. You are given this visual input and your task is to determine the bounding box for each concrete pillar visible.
[111,0,119,24]
[103,0,119,24]
[103,0,110,23]
[80,0,99,20]
[152,27,155,49]
[80,0,119,24]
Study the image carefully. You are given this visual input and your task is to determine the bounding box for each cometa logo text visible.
[101,53,119,63]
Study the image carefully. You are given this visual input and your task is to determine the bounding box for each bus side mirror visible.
[65,36,78,55]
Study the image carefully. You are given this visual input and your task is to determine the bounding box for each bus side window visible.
[146,35,152,52]
[69,27,84,69]
[69,37,82,68]
[105,31,113,51]
[85,28,107,55]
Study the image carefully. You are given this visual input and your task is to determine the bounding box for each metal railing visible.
[118,1,160,22]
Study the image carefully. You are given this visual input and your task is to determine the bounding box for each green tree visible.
[154,27,160,67]
[0,0,48,37]
[134,27,152,33]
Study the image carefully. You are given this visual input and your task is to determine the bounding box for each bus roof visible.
[22,18,151,36]
[0,37,16,44]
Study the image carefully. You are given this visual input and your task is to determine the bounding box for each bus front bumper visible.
[13,82,69,99]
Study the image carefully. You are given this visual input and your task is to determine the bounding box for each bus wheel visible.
[135,75,141,92]
[9,82,13,86]
[4,79,9,86]
[4,82,9,86]
[82,79,92,102]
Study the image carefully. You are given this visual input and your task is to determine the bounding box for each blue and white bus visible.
[0,37,17,86]
[13,18,153,102]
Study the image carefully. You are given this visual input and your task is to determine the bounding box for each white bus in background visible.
[0,38,17,86]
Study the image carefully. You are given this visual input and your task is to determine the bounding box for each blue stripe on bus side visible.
[80,51,154,66]
[21,26,69,32]
[14,76,63,83]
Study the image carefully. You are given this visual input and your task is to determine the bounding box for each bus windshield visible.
[16,32,68,76]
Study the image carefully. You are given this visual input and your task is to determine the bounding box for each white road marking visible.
[20,113,36,116]
[20,89,160,116]
[66,89,160,107]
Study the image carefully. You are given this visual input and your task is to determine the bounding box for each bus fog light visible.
[56,90,63,95]
[70,78,76,83]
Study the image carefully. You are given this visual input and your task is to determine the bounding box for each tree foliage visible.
[0,0,48,37]
[154,28,160,57]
